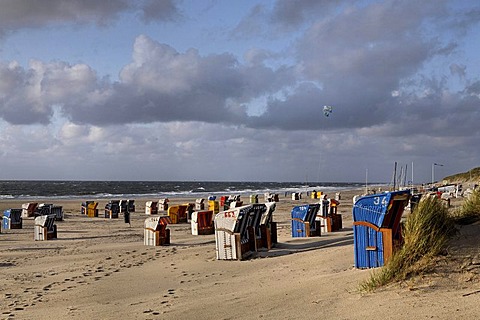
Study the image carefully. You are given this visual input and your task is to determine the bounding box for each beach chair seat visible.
[127,200,135,212]
[88,201,99,217]
[51,206,64,221]
[191,210,214,235]
[318,216,333,233]
[34,214,57,241]
[119,200,129,213]
[22,202,38,218]
[318,214,343,233]
[264,193,279,203]
[214,204,265,260]
[229,201,243,209]
[185,203,195,220]
[3,209,23,229]
[34,204,51,217]
[158,199,169,211]
[291,204,321,237]
[81,202,89,215]
[144,216,172,246]
[104,200,120,219]
[145,201,158,215]
[353,190,410,268]
[168,204,188,224]
[195,198,205,211]
[219,196,228,208]
[316,198,342,233]
[208,200,219,214]
[82,201,99,217]
[311,191,322,199]
[34,204,63,221]
[222,195,241,210]
[258,202,277,249]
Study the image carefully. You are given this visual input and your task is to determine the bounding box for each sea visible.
[0,180,369,200]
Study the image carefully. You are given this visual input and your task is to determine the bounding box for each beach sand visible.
[1,189,480,319]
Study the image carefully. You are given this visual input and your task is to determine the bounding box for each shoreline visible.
[0,180,381,202]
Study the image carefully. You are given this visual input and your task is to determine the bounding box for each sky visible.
[0,0,479,183]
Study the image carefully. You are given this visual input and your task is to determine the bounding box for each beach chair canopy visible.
[291,204,320,225]
[260,202,276,226]
[35,214,56,228]
[214,205,253,235]
[353,190,410,228]
[144,216,172,230]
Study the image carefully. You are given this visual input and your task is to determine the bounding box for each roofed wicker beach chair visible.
[34,214,57,241]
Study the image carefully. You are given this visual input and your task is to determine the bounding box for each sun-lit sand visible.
[1,189,480,319]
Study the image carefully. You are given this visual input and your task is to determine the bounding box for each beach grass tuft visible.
[451,188,480,225]
[360,196,456,291]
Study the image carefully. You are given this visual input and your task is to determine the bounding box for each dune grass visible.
[360,196,456,291]
[451,188,480,225]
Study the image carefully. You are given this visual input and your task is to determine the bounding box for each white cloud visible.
[0,1,479,182]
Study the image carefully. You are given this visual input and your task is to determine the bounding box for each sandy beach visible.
[1,189,480,319]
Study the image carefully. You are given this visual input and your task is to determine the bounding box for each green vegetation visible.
[451,188,480,225]
[360,196,456,291]
[443,167,480,183]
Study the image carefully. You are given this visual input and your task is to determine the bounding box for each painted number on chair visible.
[373,196,387,206]
[224,211,236,218]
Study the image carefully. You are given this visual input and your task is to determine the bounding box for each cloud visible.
[139,0,182,23]
[0,0,181,37]
[63,34,283,125]
[1,0,480,182]
[450,63,467,80]
[270,0,350,29]
[0,60,99,124]
[247,0,480,136]
[0,35,296,126]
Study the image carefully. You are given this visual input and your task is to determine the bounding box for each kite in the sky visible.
[323,105,333,117]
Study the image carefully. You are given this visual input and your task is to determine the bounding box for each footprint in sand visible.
[143,309,162,316]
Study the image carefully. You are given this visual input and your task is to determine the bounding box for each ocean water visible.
[0,180,367,200]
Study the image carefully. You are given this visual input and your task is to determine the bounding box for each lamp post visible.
[431,163,444,185]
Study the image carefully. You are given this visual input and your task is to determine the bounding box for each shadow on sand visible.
[257,230,354,258]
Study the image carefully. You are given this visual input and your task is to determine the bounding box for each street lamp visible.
[431,163,444,185]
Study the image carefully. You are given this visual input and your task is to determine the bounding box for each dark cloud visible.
[248,0,480,137]
[450,63,467,79]
[139,0,181,23]
[0,0,479,144]
[270,0,349,28]
[232,0,353,37]
[0,0,129,33]
[465,81,480,95]
[0,0,180,37]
